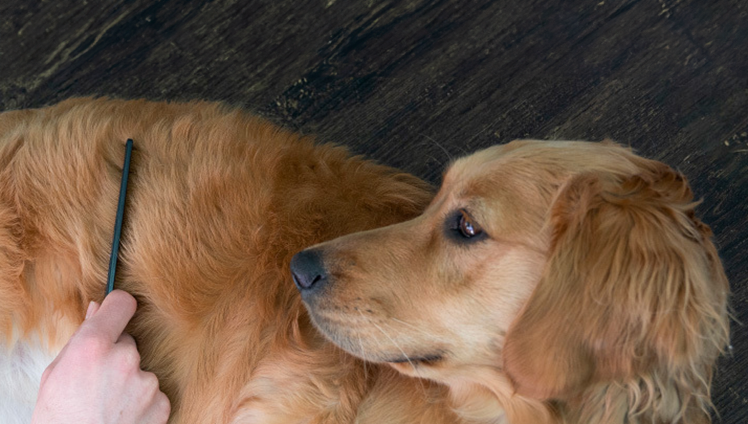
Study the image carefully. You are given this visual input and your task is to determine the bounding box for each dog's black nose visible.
[290,249,328,293]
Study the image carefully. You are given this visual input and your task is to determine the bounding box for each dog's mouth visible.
[385,353,445,366]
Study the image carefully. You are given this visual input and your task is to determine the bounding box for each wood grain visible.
[1,0,745,421]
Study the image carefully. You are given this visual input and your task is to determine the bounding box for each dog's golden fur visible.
[0,98,464,423]
[302,140,730,424]
[0,98,730,423]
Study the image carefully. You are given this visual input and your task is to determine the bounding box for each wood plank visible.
[0,0,746,421]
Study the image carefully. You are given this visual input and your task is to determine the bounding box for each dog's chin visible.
[306,309,446,368]
[304,308,373,358]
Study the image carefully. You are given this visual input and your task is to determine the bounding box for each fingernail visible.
[85,301,97,319]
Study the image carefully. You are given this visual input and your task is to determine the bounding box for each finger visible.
[41,300,99,376]
[116,332,137,348]
[43,325,81,373]
[140,390,171,424]
[112,339,142,371]
[85,300,101,319]
[39,363,55,388]
[84,290,137,342]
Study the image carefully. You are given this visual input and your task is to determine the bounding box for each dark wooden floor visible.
[1,0,746,421]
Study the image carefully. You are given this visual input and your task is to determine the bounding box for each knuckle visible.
[156,392,172,422]
[119,332,136,344]
[124,347,142,368]
[143,371,160,390]
[114,346,141,371]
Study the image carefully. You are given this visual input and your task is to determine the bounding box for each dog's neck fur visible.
[431,366,555,424]
[444,369,713,424]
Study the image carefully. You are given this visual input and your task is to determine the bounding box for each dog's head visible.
[291,140,729,422]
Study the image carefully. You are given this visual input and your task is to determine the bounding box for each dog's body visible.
[1,98,730,424]
[293,140,731,424]
[0,98,462,424]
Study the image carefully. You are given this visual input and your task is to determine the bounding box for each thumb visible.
[85,300,101,319]
[83,290,137,342]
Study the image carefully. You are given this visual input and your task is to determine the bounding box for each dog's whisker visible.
[358,311,425,384]
[358,314,410,365]
[358,333,368,382]
[379,320,443,357]
[377,318,437,353]
[389,317,442,342]
[371,322,429,396]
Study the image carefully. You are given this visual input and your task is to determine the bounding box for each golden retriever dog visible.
[291,139,731,424]
[0,97,467,423]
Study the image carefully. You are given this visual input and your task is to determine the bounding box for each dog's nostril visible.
[291,269,325,290]
[290,249,328,292]
[291,271,303,289]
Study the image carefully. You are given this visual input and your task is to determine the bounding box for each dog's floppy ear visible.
[503,162,729,401]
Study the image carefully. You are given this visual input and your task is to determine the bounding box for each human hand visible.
[31,290,171,424]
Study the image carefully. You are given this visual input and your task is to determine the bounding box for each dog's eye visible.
[452,209,483,239]
[458,210,481,238]
[445,209,487,243]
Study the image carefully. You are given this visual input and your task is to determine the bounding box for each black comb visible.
[105,139,133,295]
